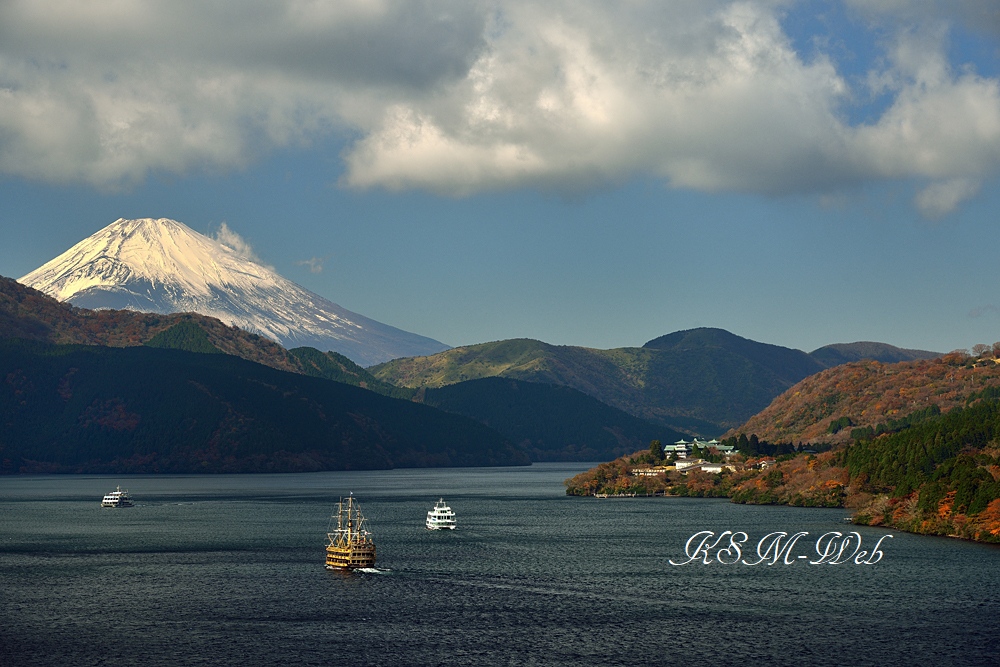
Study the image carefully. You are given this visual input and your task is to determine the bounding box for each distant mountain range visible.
[19,218,448,366]
[371,328,940,435]
[3,244,948,468]
[0,276,681,470]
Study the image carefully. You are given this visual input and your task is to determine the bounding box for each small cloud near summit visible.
[296,256,330,274]
[213,222,261,262]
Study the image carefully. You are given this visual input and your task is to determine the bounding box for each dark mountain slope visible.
[1,277,664,463]
[0,339,527,474]
[643,328,824,384]
[288,346,415,400]
[420,377,683,462]
[635,328,826,429]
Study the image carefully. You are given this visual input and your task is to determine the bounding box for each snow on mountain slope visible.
[19,218,449,366]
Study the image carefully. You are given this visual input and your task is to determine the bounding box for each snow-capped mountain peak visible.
[25,218,269,300]
[20,218,448,366]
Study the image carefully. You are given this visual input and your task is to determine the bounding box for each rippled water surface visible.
[2,464,998,666]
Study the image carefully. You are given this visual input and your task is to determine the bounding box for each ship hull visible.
[325,543,376,569]
[426,522,456,530]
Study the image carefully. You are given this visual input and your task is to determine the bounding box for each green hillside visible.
[372,329,827,435]
[0,339,527,474]
[289,346,415,400]
[844,391,1000,524]
[420,377,683,462]
[288,345,679,461]
[145,320,223,354]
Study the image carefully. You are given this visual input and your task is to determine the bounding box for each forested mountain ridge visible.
[8,273,940,441]
[643,328,824,382]
[809,341,940,367]
[1,275,300,372]
[1,275,408,389]
[1,276,678,467]
[373,329,845,435]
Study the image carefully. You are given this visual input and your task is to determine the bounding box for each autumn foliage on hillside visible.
[727,452,848,507]
[564,454,737,499]
[0,275,300,373]
[565,447,848,507]
[568,388,1000,544]
[729,351,1000,445]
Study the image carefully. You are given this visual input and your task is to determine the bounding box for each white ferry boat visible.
[426,498,457,530]
[101,485,134,508]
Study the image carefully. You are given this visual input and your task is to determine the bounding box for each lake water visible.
[1,463,998,666]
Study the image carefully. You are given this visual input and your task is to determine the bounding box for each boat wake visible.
[324,566,390,574]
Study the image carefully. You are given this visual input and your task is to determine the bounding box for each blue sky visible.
[2,1,1000,355]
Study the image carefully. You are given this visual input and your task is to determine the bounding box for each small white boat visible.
[426,498,456,530]
[101,485,134,508]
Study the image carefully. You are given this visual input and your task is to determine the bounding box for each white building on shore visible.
[662,438,735,459]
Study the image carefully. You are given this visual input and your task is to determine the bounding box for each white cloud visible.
[1,0,999,215]
[213,222,261,262]
[915,178,981,217]
[0,0,485,188]
[344,1,859,195]
[296,256,329,274]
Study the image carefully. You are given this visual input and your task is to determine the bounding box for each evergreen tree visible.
[648,440,663,462]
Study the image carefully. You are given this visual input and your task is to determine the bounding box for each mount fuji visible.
[19,218,449,366]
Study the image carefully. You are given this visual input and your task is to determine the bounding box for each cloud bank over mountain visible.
[1,0,998,214]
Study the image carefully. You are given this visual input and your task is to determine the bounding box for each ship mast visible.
[328,494,368,545]
[324,493,376,569]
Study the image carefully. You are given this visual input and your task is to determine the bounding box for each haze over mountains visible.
[19,218,448,366]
